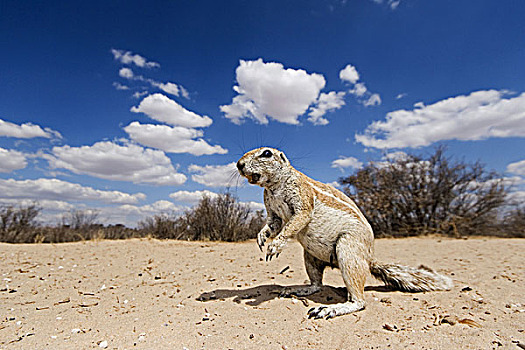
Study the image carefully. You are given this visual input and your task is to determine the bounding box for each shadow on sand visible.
[196,284,393,307]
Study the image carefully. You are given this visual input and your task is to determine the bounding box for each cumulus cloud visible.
[331,156,363,171]
[119,67,134,79]
[364,93,382,107]
[131,93,212,128]
[45,141,187,186]
[507,160,525,176]
[0,147,27,173]
[0,178,145,204]
[308,91,346,126]
[152,81,179,96]
[188,162,238,187]
[133,91,148,99]
[111,49,160,68]
[116,200,181,216]
[0,198,75,212]
[123,121,227,156]
[339,64,360,84]
[112,51,189,100]
[339,64,381,107]
[356,90,525,149]
[220,59,326,125]
[350,83,368,97]
[244,201,265,211]
[0,118,61,139]
[169,190,264,212]
[169,190,220,204]
[89,200,182,227]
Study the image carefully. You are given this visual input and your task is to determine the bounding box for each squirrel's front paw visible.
[266,237,286,261]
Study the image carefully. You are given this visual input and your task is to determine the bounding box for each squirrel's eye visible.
[260,150,273,158]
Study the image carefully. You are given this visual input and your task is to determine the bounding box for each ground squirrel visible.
[237,147,453,319]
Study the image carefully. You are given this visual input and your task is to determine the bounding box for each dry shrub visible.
[0,206,140,243]
[500,207,525,238]
[138,192,265,241]
[339,147,510,237]
[0,204,41,243]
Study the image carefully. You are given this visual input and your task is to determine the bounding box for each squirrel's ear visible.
[279,152,289,164]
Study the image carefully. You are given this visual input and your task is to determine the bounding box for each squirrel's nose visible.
[237,161,245,171]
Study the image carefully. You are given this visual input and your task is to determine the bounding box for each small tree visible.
[138,191,265,241]
[138,212,179,239]
[61,209,100,231]
[0,204,42,243]
[339,148,508,237]
[175,192,264,241]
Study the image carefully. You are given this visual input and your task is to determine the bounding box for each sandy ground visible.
[0,237,523,350]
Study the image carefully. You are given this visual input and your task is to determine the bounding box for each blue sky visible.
[1,0,524,226]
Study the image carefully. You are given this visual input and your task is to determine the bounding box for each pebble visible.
[99,340,108,348]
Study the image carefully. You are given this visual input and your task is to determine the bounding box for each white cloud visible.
[94,200,183,227]
[131,93,212,128]
[133,91,148,99]
[370,0,401,9]
[148,81,189,99]
[339,64,381,107]
[356,90,525,149]
[384,151,408,161]
[113,82,130,90]
[0,118,61,139]
[507,160,525,176]
[179,86,190,99]
[153,82,179,96]
[350,82,368,97]
[111,49,160,68]
[244,201,265,211]
[339,64,360,84]
[396,93,408,100]
[0,198,75,212]
[0,147,27,173]
[508,190,525,206]
[0,178,145,204]
[331,156,363,171]
[364,93,382,107]
[119,67,134,79]
[45,141,187,186]
[221,59,326,125]
[169,190,220,204]
[123,122,227,156]
[112,51,189,100]
[169,190,264,212]
[308,91,346,126]
[389,0,400,9]
[117,200,181,216]
[188,162,238,187]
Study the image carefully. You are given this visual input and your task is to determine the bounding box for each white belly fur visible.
[297,201,363,262]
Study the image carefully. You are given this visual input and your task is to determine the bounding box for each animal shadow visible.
[197,283,392,307]
[196,283,396,307]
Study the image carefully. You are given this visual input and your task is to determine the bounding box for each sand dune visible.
[1,237,523,349]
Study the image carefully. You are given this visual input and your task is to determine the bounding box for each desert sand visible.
[1,237,523,349]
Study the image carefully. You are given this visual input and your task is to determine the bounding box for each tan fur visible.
[237,147,453,319]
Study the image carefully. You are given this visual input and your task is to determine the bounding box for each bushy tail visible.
[370,262,453,292]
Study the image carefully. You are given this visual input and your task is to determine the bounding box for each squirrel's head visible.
[237,147,291,187]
